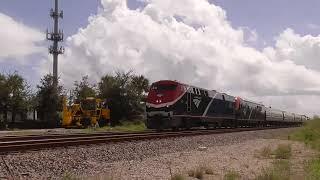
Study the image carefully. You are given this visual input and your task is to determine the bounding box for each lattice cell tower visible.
[46,0,64,85]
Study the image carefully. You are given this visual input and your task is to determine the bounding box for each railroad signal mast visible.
[47,0,64,86]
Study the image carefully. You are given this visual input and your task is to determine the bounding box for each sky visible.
[0,0,320,116]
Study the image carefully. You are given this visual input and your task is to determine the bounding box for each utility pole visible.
[47,0,64,86]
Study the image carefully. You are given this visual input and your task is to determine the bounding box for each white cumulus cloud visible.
[49,0,320,116]
[0,13,45,60]
[264,28,320,71]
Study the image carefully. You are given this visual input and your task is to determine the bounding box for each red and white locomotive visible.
[146,80,307,130]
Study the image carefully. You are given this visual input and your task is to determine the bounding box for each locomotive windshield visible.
[151,84,177,91]
[81,100,96,111]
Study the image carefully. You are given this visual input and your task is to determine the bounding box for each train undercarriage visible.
[146,115,302,130]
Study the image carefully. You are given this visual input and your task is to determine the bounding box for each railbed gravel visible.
[0,128,296,179]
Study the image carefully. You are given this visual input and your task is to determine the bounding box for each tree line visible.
[0,71,150,129]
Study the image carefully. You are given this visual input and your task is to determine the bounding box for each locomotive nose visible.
[146,80,185,106]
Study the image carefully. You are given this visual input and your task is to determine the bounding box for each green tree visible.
[73,75,96,101]
[26,92,38,120]
[0,72,29,128]
[7,73,30,123]
[0,74,7,126]
[36,74,63,128]
[98,71,149,125]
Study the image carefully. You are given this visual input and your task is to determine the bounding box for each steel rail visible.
[0,130,156,142]
[0,126,293,153]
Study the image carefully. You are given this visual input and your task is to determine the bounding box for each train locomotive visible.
[146,80,307,130]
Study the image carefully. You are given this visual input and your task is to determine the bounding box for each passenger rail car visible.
[146,80,306,130]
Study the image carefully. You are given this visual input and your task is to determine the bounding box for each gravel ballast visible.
[0,128,296,179]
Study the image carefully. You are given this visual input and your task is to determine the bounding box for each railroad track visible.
[0,126,293,153]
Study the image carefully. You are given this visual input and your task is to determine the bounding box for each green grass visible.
[306,157,320,180]
[285,119,320,179]
[170,174,185,180]
[83,120,146,133]
[256,160,290,180]
[104,120,146,132]
[273,144,292,159]
[289,119,320,151]
[224,170,240,180]
[256,145,291,160]
[62,172,78,180]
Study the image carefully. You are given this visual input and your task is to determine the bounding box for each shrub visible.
[274,144,291,159]
[187,165,214,179]
[291,120,320,151]
[204,167,214,175]
[187,167,204,179]
[187,169,195,177]
[62,172,78,180]
[194,168,204,179]
[260,146,272,158]
[256,160,290,180]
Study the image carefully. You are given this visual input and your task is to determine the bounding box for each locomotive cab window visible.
[151,84,177,91]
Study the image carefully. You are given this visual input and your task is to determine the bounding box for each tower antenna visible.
[47,0,64,86]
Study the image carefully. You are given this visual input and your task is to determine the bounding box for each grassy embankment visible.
[171,119,320,180]
[255,144,292,180]
[289,119,320,179]
[256,119,320,180]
